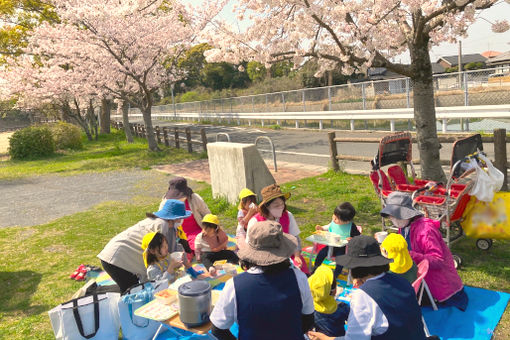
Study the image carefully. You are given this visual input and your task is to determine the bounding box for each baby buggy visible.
[413,134,495,252]
[370,133,485,268]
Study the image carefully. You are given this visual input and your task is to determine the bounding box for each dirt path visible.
[0,169,174,228]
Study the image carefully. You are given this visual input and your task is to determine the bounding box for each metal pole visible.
[361,83,366,130]
[464,72,469,131]
[171,85,176,119]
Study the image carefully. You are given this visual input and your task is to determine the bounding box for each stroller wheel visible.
[452,254,462,269]
[476,238,493,251]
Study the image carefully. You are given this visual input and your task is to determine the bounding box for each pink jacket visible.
[407,217,463,302]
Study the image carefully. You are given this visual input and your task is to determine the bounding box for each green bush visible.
[8,125,55,159]
[49,121,82,150]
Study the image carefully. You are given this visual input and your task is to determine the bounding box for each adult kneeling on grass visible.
[210,220,315,340]
[380,192,468,311]
[97,199,202,293]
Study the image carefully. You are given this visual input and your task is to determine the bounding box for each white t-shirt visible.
[334,273,389,340]
[210,266,314,330]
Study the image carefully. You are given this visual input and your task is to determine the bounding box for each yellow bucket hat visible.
[308,265,337,314]
[381,233,413,274]
[141,232,157,268]
[202,213,220,226]
[238,188,256,209]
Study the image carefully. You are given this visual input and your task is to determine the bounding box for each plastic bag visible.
[478,153,504,193]
[119,280,169,340]
[469,160,496,202]
[461,193,510,239]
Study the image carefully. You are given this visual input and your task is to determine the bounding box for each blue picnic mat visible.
[423,286,510,340]
[155,323,239,339]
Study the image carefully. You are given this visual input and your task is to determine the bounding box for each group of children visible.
[139,185,422,338]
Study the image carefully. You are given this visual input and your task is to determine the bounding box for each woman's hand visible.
[307,331,335,340]
[315,225,323,231]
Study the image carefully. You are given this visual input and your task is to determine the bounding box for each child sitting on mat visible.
[313,202,361,278]
[142,232,184,283]
[308,265,350,337]
[381,233,417,284]
[195,214,239,275]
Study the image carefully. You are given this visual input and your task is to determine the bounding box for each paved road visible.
[145,118,500,175]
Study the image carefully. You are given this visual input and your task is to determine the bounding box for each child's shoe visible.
[75,267,88,281]
[70,264,85,279]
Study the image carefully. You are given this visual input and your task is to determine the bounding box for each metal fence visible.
[138,68,510,132]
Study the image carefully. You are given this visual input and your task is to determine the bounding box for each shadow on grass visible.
[0,270,47,314]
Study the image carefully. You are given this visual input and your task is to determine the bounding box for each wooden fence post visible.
[328,131,340,171]
[185,127,193,153]
[200,128,207,152]
[174,127,180,149]
[155,126,161,144]
[494,128,508,191]
[163,127,169,147]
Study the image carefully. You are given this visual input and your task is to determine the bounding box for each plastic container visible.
[170,252,183,262]
[154,289,178,305]
[178,281,212,327]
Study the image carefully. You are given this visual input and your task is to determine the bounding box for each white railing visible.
[112,104,510,133]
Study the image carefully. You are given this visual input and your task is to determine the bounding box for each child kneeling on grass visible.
[195,214,239,275]
[142,232,183,283]
[308,265,350,337]
[313,202,361,278]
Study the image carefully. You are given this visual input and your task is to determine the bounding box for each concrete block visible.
[207,142,275,204]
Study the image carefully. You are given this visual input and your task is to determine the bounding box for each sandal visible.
[75,267,88,281]
[70,264,85,279]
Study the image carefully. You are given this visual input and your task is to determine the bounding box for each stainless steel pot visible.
[178,280,212,327]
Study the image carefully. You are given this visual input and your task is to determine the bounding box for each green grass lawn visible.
[0,132,509,339]
[0,129,204,180]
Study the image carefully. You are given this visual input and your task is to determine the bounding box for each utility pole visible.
[458,41,463,84]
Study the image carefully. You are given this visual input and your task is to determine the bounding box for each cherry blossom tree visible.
[0,54,101,140]
[206,0,510,181]
[12,0,222,151]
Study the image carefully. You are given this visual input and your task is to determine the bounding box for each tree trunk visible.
[410,40,446,182]
[120,100,134,143]
[63,102,92,141]
[87,102,98,140]
[141,106,160,151]
[99,98,111,134]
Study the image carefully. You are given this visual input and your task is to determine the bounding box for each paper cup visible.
[374,231,388,244]
[170,252,183,262]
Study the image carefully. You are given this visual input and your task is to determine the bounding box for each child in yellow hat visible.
[380,233,417,283]
[236,188,258,249]
[141,232,184,282]
[308,266,349,337]
[195,214,239,275]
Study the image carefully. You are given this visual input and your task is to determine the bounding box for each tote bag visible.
[119,280,168,340]
[48,292,121,340]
